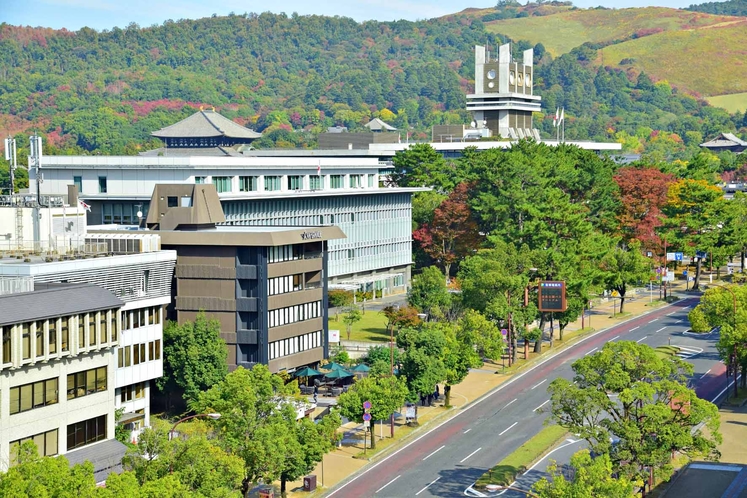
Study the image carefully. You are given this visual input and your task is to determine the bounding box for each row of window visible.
[268,274,303,296]
[73,175,108,194]
[268,244,303,263]
[268,301,322,328]
[1,311,118,366]
[197,174,375,193]
[10,429,58,466]
[269,331,323,360]
[120,382,147,403]
[117,339,161,368]
[121,306,162,331]
[101,202,149,224]
[67,414,107,450]
[67,367,107,400]
[10,378,59,415]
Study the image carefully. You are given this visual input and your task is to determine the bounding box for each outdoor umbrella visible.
[293,366,323,378]
[350,364,370,373]
[321,362,348,371]
[324,369,353,380]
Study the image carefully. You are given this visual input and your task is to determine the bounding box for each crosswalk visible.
[673,345,703,360]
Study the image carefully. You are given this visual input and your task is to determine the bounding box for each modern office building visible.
[0,282,123,476]
[113,183,345,373]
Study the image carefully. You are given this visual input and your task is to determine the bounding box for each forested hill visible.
[0,11,745,162]
[688,0,747,16]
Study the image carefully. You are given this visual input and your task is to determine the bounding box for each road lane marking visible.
[667,312,676,316]
[534,400,550,412]
[610,335,620,341]
[656,327,667,333]
[499,422,518,436]
[422,445,445,461]
[505,398,517,408]
[464,429,471,434]
[531,379,547,390]
[649,319,659,323]
[636,336,648,343]
[329,299,684,497]
[700,369,712,379]
[416,477,441,496]
[585,347,598,356]
[460,447,482,464]
[376,475,400,493]
[630,326,640,331]
[712,374,742,403]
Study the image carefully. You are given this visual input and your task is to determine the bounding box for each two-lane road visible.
[328,297,716,498]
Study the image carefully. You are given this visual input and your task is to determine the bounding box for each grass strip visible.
[474,424,568,489]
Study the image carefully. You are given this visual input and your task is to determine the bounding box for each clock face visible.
[487,69,496,80]
[488,81,495,89]
[509,72,515,85]
[525,73,531,86]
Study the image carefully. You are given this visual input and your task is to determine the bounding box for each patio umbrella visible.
[350,364,370,373]
[324,369,353,380]
[321,362,348,371]
[293,366,324,378]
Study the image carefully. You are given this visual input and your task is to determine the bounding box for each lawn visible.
[707,92,747,114]
[327,309,390,343]
[475,424,569,489]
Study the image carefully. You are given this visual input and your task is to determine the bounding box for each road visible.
[326,295,729,498]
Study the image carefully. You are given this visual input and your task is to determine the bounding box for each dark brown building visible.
[145,184,345,372]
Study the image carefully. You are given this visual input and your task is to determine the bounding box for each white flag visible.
[559,108,565,124]
[79,199,91,212]
[553,108,559,128]
[317,160,321,176]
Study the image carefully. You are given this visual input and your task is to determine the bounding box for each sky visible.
[2,0,698,31]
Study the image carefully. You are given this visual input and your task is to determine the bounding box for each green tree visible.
[342,306,363,341]
[532,449,634,498]
[458,309,505,362]
[598,240,653,313]
[397,323,449,402]
[722,191,747,270]
[546,341,721,485]
[158,311,228,405]
[337,376,409,449]
[443,321,482,406]
[391,143,458,192]
[381,305,422,335]
[409,266,451,320]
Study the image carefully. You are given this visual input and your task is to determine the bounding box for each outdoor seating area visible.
[294,362,370,397]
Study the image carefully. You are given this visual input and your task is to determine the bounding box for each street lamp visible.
[169,412,221,473]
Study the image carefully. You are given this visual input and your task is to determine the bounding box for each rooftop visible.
[151,109,261,140]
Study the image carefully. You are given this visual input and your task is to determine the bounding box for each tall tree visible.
[412,182,482,280]
[613,166,674,250]
[722,191,747,270]
[337,376,408,449]
[598,240,653,314]
[341,306,363,341]
[532,450,634,498]
[546,341,721,485]
[397,323,449,403]
[279,413,341,495]
[457,309,505,362]
[158,311,228,405]
[443,320,482,406]
[408,266,451,319]
[390,143,458,192]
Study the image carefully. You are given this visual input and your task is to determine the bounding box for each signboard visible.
[663,270,675,282]
[696,251,708,259]
[538,281,567,312]
[675,252,683,262]
[301,230,322,240]
[328,329,340,343]
[666,253,676,261]
[363,420,370,428]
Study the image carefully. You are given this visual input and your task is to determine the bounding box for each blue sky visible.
[3,0,696,31]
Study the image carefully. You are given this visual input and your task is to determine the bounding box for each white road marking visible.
[700,369,712,379]
[505,398,517,408]
[585,347,598,356]
[649,319,659,323]
[667,312,676,316]
[460,447,482,464]
[499,422,518,436]
[534,400,550,412]
[376,475,401,493]
[630,326,640,331]
[463,429,471,434]
[673,345,703,359]
[423,445,445,461]
[656,327,667,333]
[712,374,742,403]
[610,335,620,341]
[532,379,547,390]
[416,477,441,496]
[636,336,648,343]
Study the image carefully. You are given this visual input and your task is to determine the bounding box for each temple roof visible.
[364,118,397,132]
[700,133,747,148]
[151,109,261,140]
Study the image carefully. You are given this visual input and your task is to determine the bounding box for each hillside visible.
[688,0,747,16]
[0,10,744,167]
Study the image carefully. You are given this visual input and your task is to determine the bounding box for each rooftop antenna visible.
[4,136,16,195]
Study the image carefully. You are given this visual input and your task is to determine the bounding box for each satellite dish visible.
[137,211,143,219]
[470,120,477,128]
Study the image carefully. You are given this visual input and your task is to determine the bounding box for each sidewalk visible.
[283,286,691,497]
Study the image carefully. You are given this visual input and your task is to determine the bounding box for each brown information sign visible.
[538,281,567,312]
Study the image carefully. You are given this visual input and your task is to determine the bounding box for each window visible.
[368,174,375,188]
[264,176,281,191]
[60,317,69,352]
[133,343,146,365]
[288,175,302,190]
[350,174,363,188]
[194,176,206,184]
[151,306,161,324]
[78,315,85,349]
[73,176,82,193]
[167,196,178,207]
[35,321,44,358]
[67,415,106,450]
[213,176,231,193]
[118,348,124,368]
[89,314,97,346]
[120,382,147,403]
[239,176,258,192]
[48,319,57,355]
[100,312,107,344]
[111,313,117,343]
[121,312,129,331]
[309,175,321,190]
[269,330,323,360]
[10,378,58,414]
[330,175,344,189]
[2,327,10,363]
[98,176,107,194]
[155,339,161,360]
[10,429,58,466]
[267,301,322,328]
[143,270,150,294]
[67,367,107,400]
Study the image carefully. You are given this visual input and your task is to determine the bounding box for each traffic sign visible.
[675,253,683,262]
[538,281,567,312]
[362,413,372,422]
[683,270,688,277]
[363,400,372,410]
[363,420,370,428]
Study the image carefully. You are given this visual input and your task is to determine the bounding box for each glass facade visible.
[288,175,302,190]
[213,176,231,193]
[239,176,258,192]
[309,175,322,190]
[264,176,281,191]
[330,175,344,188]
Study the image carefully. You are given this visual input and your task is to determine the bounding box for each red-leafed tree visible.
[613,166,674,251]
[413,182,482,281]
